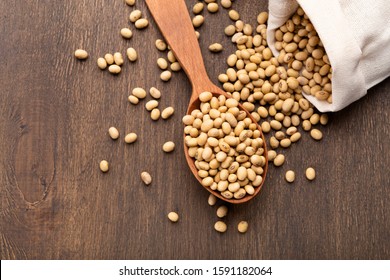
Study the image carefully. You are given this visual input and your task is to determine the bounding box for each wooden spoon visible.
[145,0,268,204]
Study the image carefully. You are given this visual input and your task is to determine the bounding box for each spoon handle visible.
[145,0,217,101]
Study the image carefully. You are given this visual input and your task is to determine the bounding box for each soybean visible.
[108,65,121,74]
[306,167,316,181]
[192,3,204,14]
[216,205,228,218]
[160,71,172,81]
[120,28,133,39]
[128,95,139,105]
[155,39,167,51]
[237,221,248,233]
[228,10,240,21]
[108,127,120,140]
[167,212,179,222]
[161,107,174,119]
[162,141,175,153]
[208,194,217,206]
[114,52,124,66]
[126,48,138,62]
[209,43,223,53]
[207,3,219,13]
[310,129,323,140]
[141,171,152,185]
[132,87,147,99]
[74,49,88,60]
[214,221,227,233]
[129,10,142,22]
[99,160,109,173]
[125,0,135,6]
[124,133,137,144]
[192,15,204,28]
[97,57,107,70]
[150,87,161,99]
[285,170,295,183]
[104,53,114,65]
[157,58,168,70]
[145,100,159,111]
[273,154,285,167]
[135,18,149,29]
[150,109,160,120]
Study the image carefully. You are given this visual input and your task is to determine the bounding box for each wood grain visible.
[0,0,389,260]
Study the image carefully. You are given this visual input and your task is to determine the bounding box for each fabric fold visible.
[266,0,390,112]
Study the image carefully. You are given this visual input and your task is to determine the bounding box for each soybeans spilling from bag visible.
[75,0,336,233]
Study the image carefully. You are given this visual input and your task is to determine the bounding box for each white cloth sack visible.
[267,0,390,112]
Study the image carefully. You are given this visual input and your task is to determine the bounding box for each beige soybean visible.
[285,170,295,183]
[192,2,204,14]
[257,12,268,24]
[145,100,159,111]
[306,167,316,181]
[170,62,181,72]
[74,49,88,60]
[302,120,312,131]
[150,87,161,99]
[199,91,213,102]
[161,107,174,119]
[132,87,147,99]
[135,18,149,29]
[310,128,323,140]
[280,138,291,148]
[221,0,232,9]
[167,51,176,63]
[192,15,204,28]
[225,25,236,36]
[150,109,160,121]
[104,53,114,65]
[160,71,172,81]
[216,205,228,218]
[267,150,277,161]
[320,114,329,125]
[208,194,217,206]
[207,3,219,13]
[141,171,152,185]
[273,154,285,167]
[228,10,240,21]
[209,43,223,53]
[290,132,302,143]
[113,52,124,66]
[155,39,167,51]
[129,10,142,22]
[97,57,107,70]
[99,160,109,173]
[124,133,137,144]
[108,65,121,74]
[214,221,227,233]
[162,141,175,153]
[167,212,179,222]
[108,127,120,140]
[128,95,139,105]
[237,221,248,233]
[120,28,133,39]
[126,48,138,62]
[125,0,135,6]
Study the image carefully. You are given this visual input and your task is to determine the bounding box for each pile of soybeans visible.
[74,0,330,234]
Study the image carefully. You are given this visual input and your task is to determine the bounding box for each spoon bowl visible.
[146,0,268,203]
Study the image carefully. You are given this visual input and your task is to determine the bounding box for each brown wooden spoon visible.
[145,0,268,204]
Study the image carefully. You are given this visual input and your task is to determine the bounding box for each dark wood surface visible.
[0,0,389,260]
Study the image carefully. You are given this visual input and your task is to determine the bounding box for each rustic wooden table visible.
[1,0,389,260]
